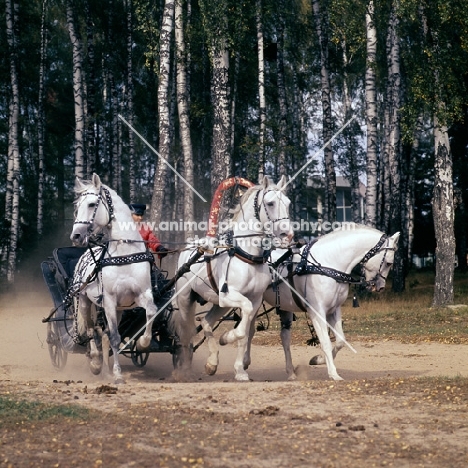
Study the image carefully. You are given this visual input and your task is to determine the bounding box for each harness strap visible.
[232,245,270,264]
[295,239,361,283]
[287,263,307,312]
[100,251,154,267]
[205,256,219,294]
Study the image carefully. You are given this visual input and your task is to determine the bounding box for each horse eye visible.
[266,201,275,207]
[88,203,96,209]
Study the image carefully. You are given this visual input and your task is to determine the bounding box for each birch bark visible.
[364,0,378,227]
[5,0,20,283]
[66,0,86,179]
[256,0,266,182]
[150,0,174,226]
[175,0,195,238]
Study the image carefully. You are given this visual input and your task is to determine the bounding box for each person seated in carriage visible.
[128,203,168,259]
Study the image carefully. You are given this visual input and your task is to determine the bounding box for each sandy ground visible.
[1,285,467,385]
[1,279,468,467]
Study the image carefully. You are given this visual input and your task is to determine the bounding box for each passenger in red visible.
[128,203,168,258]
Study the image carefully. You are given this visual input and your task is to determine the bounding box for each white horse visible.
[259,225,400,381]
[70,174,157,384]
[171,176,293,381]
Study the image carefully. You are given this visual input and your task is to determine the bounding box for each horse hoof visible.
[287,373,297,381]
[90,362,102,375]
[114,377,125,385]
[234,373,250,382]
[205,363,218,376]
[309,355,325,366]
[330,374,344,381]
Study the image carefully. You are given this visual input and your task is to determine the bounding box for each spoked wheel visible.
[47,322,68,369]
[130,339,149,367]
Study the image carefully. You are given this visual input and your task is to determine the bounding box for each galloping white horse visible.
[70,174,157,383]
[260,225,400,381]
[171,176,293,381]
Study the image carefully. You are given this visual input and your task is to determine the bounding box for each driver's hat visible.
[128,203,147,216]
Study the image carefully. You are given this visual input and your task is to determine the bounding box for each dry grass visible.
[252,270,468,346]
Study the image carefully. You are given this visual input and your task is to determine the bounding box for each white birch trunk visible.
[432,116,455,306]
[210,46,231,192]
[175,0,194,237]
[150,0,174,226]
[277,0,288,178]
[126,0,136,202]
[256,0,266,182]
[37,0,48,236]
[5,0,20,283]
[342,40,362,223]
[66,0,86,179]
[365,0,378,227]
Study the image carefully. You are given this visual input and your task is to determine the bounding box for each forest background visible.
[1,0,468,307]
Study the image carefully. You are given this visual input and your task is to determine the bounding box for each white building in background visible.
[305,175,366,226]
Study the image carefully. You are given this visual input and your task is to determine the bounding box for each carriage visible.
[41,246,181,370]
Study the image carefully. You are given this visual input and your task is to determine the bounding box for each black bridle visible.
[362,235,396,287]
[73,186,115,237]
[253,188,290,235]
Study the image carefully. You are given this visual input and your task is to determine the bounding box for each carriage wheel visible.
[130,340,149,367]
[47,322,68,369]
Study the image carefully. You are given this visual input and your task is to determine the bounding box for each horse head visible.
[70,173,114,247]
[256,176,294,248]
[362,231,400,292]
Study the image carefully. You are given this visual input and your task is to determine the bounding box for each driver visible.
[128,203,168,259]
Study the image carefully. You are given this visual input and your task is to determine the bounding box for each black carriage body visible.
[41,247,177,369]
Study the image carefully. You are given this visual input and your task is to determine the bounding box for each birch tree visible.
[417,3,457,306]
[364,0,378,227]
[276,0,288,178]
[5,0,20,283]
[126,0,136,202]
[256,0,266,182]
[384,0,404,291]
[150,0,174,226]
[200,0,231,193]
[37,0,48,236]
[66,0,86,179]
[175,0,195,238]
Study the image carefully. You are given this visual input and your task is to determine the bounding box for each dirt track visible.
[1,281,468,467]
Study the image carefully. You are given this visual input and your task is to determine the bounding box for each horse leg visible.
[103,299,124,384]
[308,308,343,381]
[279,310,297,380]
[329,307,346,359]
[219,292,257,381]
[242,313,257,372]
[171,283,196,378]
[78,296,102,375]
[101,332,112,377]
[136,288,158,351]
[202,305,230,376]
[309,308,345,365]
